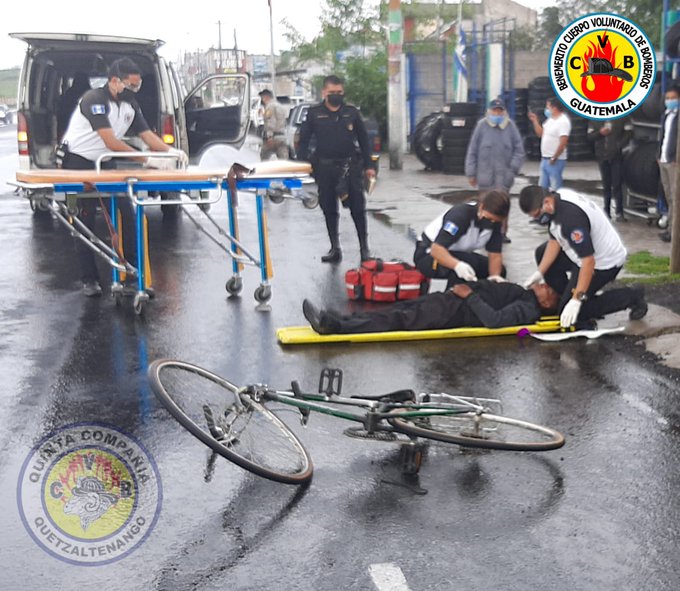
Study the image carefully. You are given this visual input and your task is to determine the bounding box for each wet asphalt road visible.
[1,125,680,590]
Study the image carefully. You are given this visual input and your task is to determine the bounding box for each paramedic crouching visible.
[59,57,187,297]
[519,185,647,328]
[413,190,509,287]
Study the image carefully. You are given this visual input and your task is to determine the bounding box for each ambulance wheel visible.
[302,194,319,209]
[254,285,272,303]
[226,276,243,296]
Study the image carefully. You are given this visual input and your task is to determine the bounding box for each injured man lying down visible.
[302,280,647,335]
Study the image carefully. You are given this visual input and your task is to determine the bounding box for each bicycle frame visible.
[246,385,503,433]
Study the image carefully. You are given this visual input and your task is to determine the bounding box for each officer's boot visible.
[322,216,342,263]
[359,237,371,262]
[352,208,371,262]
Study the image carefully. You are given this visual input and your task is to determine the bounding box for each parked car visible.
[285,102,381,172]
[10,32,251,170]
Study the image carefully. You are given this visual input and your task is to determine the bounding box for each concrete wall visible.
[514,50,550,88]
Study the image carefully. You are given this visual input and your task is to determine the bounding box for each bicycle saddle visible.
[349,389,416,403]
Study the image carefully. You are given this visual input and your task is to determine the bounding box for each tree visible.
[554,1,663,48]
[282,0,387,128]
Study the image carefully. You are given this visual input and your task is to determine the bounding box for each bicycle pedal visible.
[318,368,343,396]
[343,426,397,442]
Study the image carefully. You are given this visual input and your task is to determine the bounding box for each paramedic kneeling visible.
[413,190,509,288]
[519,185,646,328]
[59,57,187,297]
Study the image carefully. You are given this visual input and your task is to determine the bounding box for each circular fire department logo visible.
[17,423,162,566]
[549,13,655,120]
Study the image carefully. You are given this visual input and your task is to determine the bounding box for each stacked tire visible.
[623,141,660,201]
[513,89,529,138]
[526,76,553,160]
[440,102,480,175]
[568,115,594,161]
[413,112,445,171]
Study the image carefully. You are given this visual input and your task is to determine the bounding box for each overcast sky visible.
[0,0,550,70]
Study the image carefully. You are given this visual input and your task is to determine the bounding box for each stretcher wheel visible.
[226,276,243,296]
[199,190,211,213]
[302,194,319,209]
[133,292,149,315]
[267,189,286,204]
[254,285,272,303]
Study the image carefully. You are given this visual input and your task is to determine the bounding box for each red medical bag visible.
[345,259,430,302]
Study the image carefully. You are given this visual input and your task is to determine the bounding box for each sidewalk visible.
[368,153,680,369]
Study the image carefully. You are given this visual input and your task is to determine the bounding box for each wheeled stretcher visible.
[11,154,313,314]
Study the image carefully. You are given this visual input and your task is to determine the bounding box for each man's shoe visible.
[629,289,648,320]
[659,231,672,243]
[360,247,372,262]
[658,214,668,229]
[615,214,627,223]
[502,234,512,244]
[82,280,102,297]
[302,299,331,334]
[321,248,342,263]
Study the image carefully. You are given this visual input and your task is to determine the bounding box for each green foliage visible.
[343,49,388,130]
[555,0,663,49]
[282,0,387,129]
[625,250,675,276]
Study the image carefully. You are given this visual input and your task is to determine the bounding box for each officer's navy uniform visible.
[297,101,375,258]
[413,202,505,287]
[60,86,151,283]
[536,188,627,315]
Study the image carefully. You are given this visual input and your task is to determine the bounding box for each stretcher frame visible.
[10,153,312,314]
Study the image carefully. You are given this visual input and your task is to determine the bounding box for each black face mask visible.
[536,212,554,225]
[119,89,136,102]
[327,94,344,108]
[477,217,497,231]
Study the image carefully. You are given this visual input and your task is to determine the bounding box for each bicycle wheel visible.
[387,409,564,451]
[148,359,313,485]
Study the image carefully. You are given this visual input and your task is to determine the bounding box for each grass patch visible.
[622,250,680,284]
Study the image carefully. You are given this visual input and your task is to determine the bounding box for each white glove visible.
[454,261,478,282]
[167,147,189,167]
[560,298,582,328]
[523,270,543,289]
[488,274,507,283]
[145,156,176,170]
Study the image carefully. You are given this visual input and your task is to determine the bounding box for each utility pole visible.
[269,0,277,95]
[671,128,680,272]
[388,0,404,170]
[217,20,223,72]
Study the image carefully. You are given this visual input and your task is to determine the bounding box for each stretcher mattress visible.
[276,318,561,345]
[15,160,312,185]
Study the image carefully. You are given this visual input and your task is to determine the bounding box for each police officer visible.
[59,57,186,297]
[297,75,377,263]
[519,185,646,328]
[413,190,510,288]
[258,89,288,160]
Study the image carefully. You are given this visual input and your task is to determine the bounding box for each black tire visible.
[148,359,313,485]
[387,409,565,451]
[445,102,479,117]
[413,112,445,170]
[666,21,680,58]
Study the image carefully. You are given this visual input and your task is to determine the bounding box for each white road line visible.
[369,563,411,591]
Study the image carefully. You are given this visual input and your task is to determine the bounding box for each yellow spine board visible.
[276,318,561,345]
